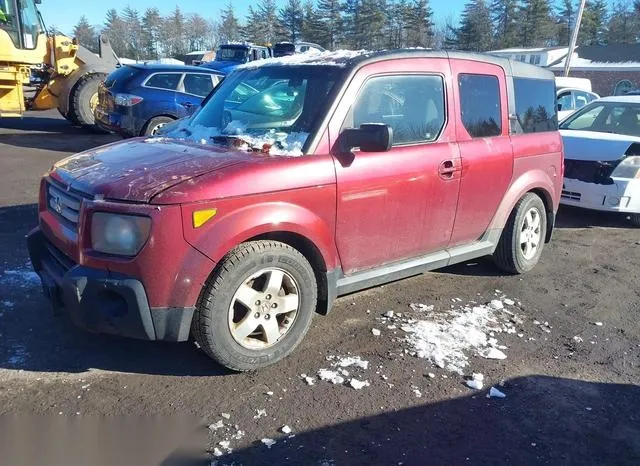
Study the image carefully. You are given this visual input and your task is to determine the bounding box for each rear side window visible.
[458,74,502,138]
[183,74,214,97]
[145,73,182,91]
[514,78,558,133]
[351,75,446,145]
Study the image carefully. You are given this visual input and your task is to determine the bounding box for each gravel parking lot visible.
[1,112,639,465]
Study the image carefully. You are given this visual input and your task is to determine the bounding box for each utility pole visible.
[564,0,587,77]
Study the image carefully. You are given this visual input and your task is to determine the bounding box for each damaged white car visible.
[559,96,640,227]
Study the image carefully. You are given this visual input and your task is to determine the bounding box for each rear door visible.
[448,61,513,245]
[329,58,461,274]
[178,73,217,115]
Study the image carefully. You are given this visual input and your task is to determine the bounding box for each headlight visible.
[611,156,640,179]
[91,213,151,256]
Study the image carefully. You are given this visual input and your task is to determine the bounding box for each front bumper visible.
[560,177,640,213]
[27,228,194,341]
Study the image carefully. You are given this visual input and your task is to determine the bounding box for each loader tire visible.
[68,73,107,132]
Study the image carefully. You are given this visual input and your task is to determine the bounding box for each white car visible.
[560,96,640,226]
[557,87,600,121]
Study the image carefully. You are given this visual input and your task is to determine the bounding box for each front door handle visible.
[438,159,461,180]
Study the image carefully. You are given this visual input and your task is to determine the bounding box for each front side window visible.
[183,73,214,97]
[560,103,640,137]
[0,0,20,47]
[350,74,446,145]
[574,91,596,109]
[514,77,557,133]
[18,0,42,48]
[458,74,501,138]
[145,73,182,91]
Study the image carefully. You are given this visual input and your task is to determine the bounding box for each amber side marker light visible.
[193,208,217,228]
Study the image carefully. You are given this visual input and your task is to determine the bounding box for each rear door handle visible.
[180,102,194,108]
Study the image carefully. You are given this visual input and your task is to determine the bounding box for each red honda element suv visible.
[28,50,563,370]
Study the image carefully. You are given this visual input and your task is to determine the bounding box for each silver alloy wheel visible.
[520,207,542,260]
[228,268,300,350]
[150,122,167,135]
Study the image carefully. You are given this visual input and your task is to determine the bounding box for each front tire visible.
[68,73,107,131]
[493,193,547,274]
[193,241,317,371]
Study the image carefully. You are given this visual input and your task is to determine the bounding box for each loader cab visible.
[0,0,45,50]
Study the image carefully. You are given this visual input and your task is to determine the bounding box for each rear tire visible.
[493,193,547,274]
[629,213,640,227]
[68,73,107,132]
[142,116,175,137]
[193,241,317,371]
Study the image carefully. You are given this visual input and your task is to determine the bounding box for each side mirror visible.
[339,123,393,154]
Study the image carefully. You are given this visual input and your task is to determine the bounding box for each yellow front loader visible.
[0,0,117,129]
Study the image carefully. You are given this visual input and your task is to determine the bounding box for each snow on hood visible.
[561,130,640,161]
[238,49,369,70]
[163,120,309,157]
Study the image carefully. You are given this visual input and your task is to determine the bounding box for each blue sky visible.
[39,0,466,36]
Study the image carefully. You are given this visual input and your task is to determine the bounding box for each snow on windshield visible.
[158,119,309,157]
[238,49,369,70]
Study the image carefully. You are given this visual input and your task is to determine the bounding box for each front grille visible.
[564,159,620,185]
[46,180,88,229]
[561,190,581,201]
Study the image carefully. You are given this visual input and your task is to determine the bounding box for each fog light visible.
[607,196,621,207]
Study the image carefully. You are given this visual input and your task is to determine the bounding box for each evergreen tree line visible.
[68,0,640,59]
[451,0,640,52]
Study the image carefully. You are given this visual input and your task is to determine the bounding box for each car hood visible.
[561,130,640,161]
[50,138,246,202]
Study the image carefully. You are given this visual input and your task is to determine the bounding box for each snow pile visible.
[334,356,369,370]
[314,355,371,389]
[401,300,518,374]
[162,120,309,157]
[238,49,369,69]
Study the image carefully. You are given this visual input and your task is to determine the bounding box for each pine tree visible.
[73,16,97,53]
[579,0,608,45]
[279,0,304,42]
[518,0,554,47]
[454,0,493,52]
[405,0,435,47]
[317,0,342,49]
[607,2,634,44]
[187,14,212,51]
[341,0,362,48]
[122,7,142,60]
[301,1,325,42]
[384,0,409,48]
[103,9,128,57]
[219,2,242,43]
[162,6,187,56]
[491,0,519,48]
[358,0,387,49]
[141,8,163,60]
[556,0,574,46]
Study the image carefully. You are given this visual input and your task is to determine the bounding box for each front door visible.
[330,59,461,274]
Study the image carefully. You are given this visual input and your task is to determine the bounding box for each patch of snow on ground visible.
[349,378,370,390]
[1,269,40,288]
[261,438,276,448]
[334,356,369,370]
[401,301,517,374]
[317,369,345,384]
[488,387,507,398]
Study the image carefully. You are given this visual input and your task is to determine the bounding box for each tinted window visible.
[184,73,214,97]
[514,78,558,133]
[459,74,501,138]
[351,75,446,145]
[105,66,141,88]
[145,73,182,90]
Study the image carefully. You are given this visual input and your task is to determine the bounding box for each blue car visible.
[95,64,224,137]
[200,43,272,74]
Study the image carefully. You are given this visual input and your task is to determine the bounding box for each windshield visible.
[560,102,640,137]
[216,47,250,63]
[170,65,344,156]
